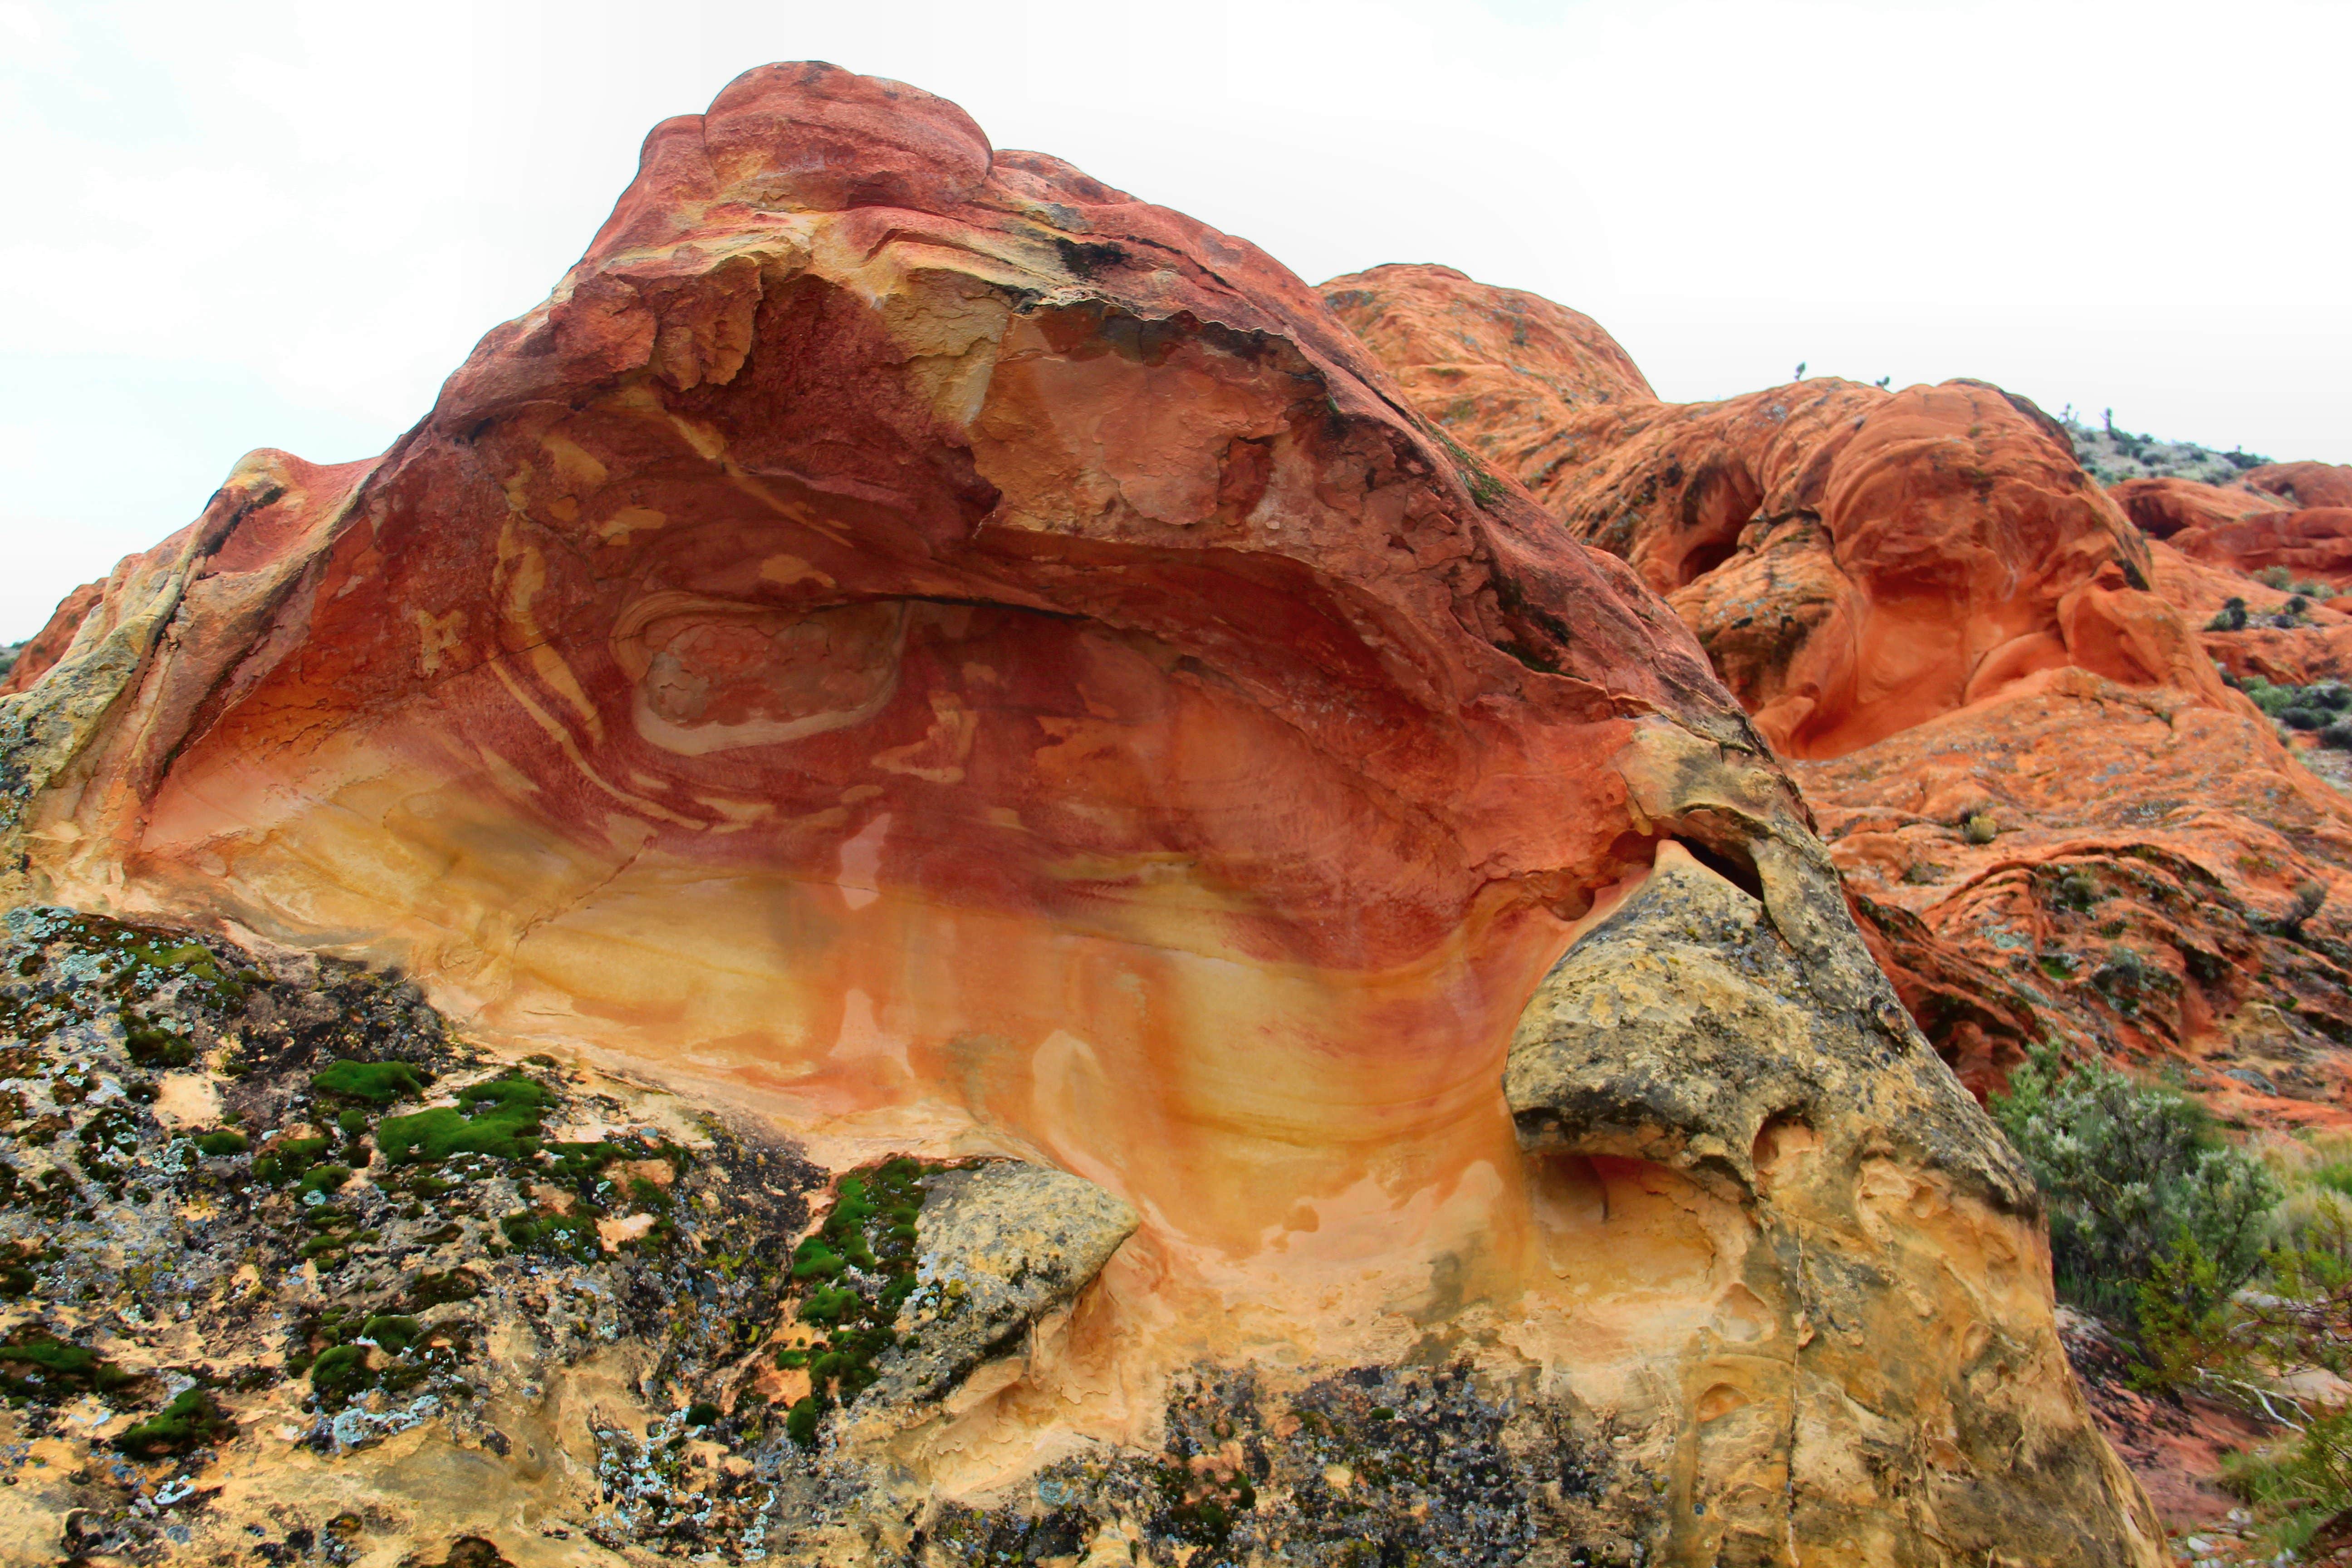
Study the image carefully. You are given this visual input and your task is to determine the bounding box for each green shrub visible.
[1992,1049,2278,1323]
[2130,1234,2242,1392]
[194,1129,248,1156]
[1962,812,1998,845]
[2259,566,2296,590]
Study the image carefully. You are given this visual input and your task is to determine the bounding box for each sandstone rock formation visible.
[0,64,2157,1566]
[1328,263,2352,1129]
[2112,475,2352,591]
[1326,264,2228,760]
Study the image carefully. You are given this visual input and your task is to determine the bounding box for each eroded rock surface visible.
[0,63,2156,1566]
[1336,260,2352,1137]
[1509,846,2135,1560]
[1322,263,2221,760]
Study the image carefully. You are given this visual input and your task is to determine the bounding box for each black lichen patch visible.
[911,1363,1649,1568]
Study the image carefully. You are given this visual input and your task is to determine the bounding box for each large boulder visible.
[0,64,2155,1565]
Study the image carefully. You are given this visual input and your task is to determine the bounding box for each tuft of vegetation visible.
[776,1157,935,1447]
[376,1074,552,1165]
[310,1059,429,1106]
[0,1331,133,1403]
[194,1128,248,1156]
[1994,1055,2352,1551]
[1961,812,1999,846]
[252,1135,332,1186]
[2276,880,2330,940]
[2062,409,2269,489]
[2227,675,2352,747]
[113,1387,231,1456]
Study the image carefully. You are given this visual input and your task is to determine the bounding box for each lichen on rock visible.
[876,1160,1137,1407]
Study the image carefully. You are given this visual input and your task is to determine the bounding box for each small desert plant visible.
[2260,566,2297,590]
[2210,596,2251,632]
[2276,879,2329,939]
[1993,1048,2278,1324]
[1962,812,1998,845]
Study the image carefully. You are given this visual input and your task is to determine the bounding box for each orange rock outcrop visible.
[1325,265,2227,761]
[2113,474,2352,590]
[0,65,2157,1566]
[1333,263,2352,1130]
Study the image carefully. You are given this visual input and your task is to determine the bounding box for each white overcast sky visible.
[3,0,2347,639]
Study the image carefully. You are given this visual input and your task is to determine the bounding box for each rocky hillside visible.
[0,62,2214,1568]
[2063,414,2271,490]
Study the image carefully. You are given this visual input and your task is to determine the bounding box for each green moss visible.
[120,1011,196,1067]
[0,1241,39,1298]
[459,1076,553,1112]
[408,1269,481,1308]
[791,1240,845,1280]
[684,1401,720,1428]
[297,1163,352,1196]
[310,1058,428,1106]
[777,1156,937,1446]
[798,1285,860,1324]
[195,1128,248,1156]
[252,1136,332,1185]
[309,1343,372,1405]
[499,1207,598,1261]
[360,1315,422,1353]
[376,1074,550,1164]
[113,1387,231,1456]
[0,1332,132,1402]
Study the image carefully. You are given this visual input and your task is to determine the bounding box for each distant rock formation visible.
[0,64,2156,1567]
[1325,263,2229,761]
[1333,263,2352,1137]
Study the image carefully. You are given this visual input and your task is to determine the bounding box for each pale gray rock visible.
[875,1160,1137,1405]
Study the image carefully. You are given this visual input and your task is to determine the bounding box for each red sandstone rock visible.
[0,579,100,695]
[2115,474,2352,589]
[1331,263,2352,1138]
[0,64,2155,1565]
[1323,265,2226,760]
[2249,461,2352,510]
